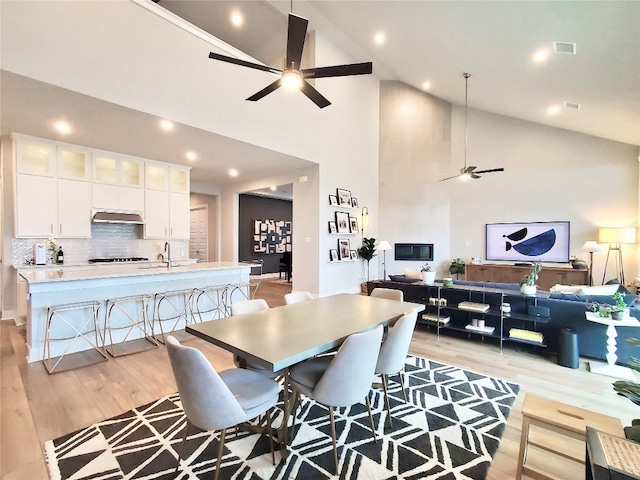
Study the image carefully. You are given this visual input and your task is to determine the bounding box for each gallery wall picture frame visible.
[335,211,351,233]
[329,249,338,262]
[338,238,351,260]
[328,221,337,234]
[329,194,338,206]
[350,250,358,260]
[349,216,359,234]
[351,197,359,208]
[336,188,352,207]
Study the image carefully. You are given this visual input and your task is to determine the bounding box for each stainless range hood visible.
[91,210,145,224]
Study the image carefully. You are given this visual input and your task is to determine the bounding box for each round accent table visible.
[584,312,640,381]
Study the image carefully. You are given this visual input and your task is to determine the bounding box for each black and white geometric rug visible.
[45,355,520,480]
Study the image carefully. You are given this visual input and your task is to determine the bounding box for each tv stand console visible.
[465,264,588,291]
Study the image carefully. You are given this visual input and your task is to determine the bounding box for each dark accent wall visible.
[239,194,292,273]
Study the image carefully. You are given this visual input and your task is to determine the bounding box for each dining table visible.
[185,293,425,456]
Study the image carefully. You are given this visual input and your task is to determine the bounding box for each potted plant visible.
[612,337,640,441]
[449,258,465,279]
[421,263,436,285]
[611,292,629,320]
[357,237,377,290]
[520,262,542,295]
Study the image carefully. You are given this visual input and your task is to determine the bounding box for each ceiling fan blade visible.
[246,79,282,102]
[474,168,505,174]
[303,62,373,79]
[209,52,281,75]
[471,174,481,179]
[465,165,477,173]
[440,174,461,182]
[300,80,331,108]
[285,14,308,69]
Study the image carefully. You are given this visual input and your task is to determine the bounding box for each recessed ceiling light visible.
[230,10,243,27]
[270,186,277,191]
[54,120,71,134]
[228,168,239,177]
[374,32,386,45]
[533,50,550,63]
[186,152,197,161]
[547,106,560,115]
[160,119,174,131]
[422,81,431,90]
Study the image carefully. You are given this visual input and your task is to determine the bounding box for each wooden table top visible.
[186,293,424,372]
[522,392,624,437]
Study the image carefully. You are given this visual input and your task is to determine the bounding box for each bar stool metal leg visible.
[104,295,158,357]
[151,290,191,344]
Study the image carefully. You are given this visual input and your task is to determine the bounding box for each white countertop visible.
[14,258,196,270]
[19,261,249,284]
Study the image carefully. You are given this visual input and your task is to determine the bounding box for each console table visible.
[466,264,588,291]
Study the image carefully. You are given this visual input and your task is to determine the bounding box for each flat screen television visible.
[394,243,434,261]
[485,221,570,263]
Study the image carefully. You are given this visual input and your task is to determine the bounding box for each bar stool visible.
[104,295,158,357]
[223,283,252,316]
[151,289,192,344]
[189,285,228,323]
[43,300,108,374]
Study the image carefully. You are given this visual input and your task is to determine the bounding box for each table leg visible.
[604,324,618,366]
[280,368,291,460]
[589,324,636,380]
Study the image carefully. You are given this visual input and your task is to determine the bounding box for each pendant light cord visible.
[463,73,470,171]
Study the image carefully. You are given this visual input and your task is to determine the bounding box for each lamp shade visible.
[598,227,637,244]
[377,240,392,251]
[582,240,602,253]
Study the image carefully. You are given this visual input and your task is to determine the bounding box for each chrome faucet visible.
[164,242,171,268]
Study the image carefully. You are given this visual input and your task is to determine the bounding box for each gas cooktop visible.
[88,257,149,263]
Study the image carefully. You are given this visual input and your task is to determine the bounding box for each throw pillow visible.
[388,274,420,284]
[404,268,422,279]
[550,284,585,294]
[578,284,619,295]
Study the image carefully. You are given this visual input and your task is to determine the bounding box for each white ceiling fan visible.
[441,73,504,182]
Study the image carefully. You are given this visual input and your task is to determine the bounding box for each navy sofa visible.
[377,277,639,366]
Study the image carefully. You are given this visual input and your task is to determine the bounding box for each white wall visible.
[380,81,640,284]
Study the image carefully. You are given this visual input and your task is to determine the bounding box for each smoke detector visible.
[554,42,577,54]
[564,102,581,110]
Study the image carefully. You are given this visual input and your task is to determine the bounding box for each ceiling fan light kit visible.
[208,13,372,108]
[440,72,505,182]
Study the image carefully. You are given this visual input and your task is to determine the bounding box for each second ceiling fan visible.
[440,73,505,182]
[208,12,372,108]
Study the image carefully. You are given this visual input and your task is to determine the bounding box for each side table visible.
[584,312,640,381]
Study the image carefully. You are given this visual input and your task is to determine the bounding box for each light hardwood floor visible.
[1,279,638,480]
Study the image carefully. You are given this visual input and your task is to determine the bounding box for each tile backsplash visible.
[12,223,189,266]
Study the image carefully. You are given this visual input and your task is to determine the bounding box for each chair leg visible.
[266,409,276,466]
[364,394,377,443]
[289,390,301,445]
[175,418,190,472]
[381,374,393,427]
[214,429,226,480]
[397,370,408,403]
[328,406,339,475]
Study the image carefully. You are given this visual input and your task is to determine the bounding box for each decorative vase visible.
[520,284,537,296]
[421,271,436,285]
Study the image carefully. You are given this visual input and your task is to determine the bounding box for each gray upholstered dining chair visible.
[165,335,279,480]
[375,308,418,426]
[288,325,384,475]
[230,299,285,378]
[370,287,404,302]
[284,291,313,305]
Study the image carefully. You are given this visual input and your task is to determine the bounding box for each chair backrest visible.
[312,325,383,407]
[165,335,246,431]
[376,309,418,375]
[284,291,313,305]
[370,287,404,302]
[231,298,269,316]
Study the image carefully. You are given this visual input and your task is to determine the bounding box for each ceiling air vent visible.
[564,102,581,110]
[554,42,576,54]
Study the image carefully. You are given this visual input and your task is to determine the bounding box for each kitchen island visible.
[20,262,250,365]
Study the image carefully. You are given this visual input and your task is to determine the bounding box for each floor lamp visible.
[598,227,637,285]
[582,240,602,286]
[377,240,392,280]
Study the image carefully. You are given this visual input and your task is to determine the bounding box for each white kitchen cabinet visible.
[145,161,168,191]
[93,183,145,213]
[170,166,190,193]
[16,137,56,177]
[144,189,170,238]
[93,152,143,188]
[169,192,190,238]
[16,174,57,237]
[57,179,92,237]
[58,146,91,181]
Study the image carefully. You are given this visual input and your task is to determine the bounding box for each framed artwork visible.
[350,250,358,260]
[329,194,338,206]
[335,211,351,233]
[329,249,338,262]
[253,219,292,254]
[349,216,359,234]
[328,221,337,234]
[337,188,352,207]
[351,197,359,208]
[338,238,351,260]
